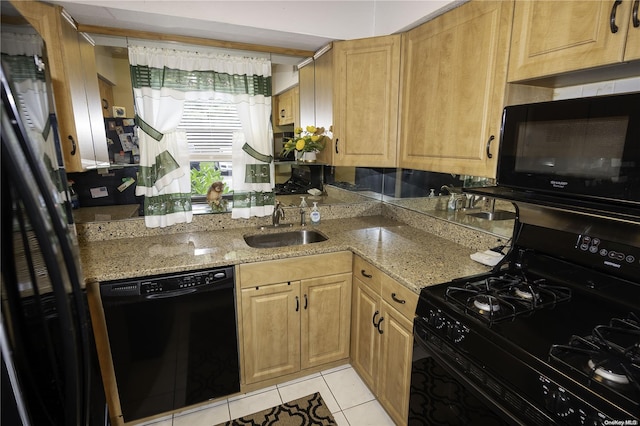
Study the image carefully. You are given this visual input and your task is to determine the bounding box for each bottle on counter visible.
[68,180,80,209]
[310,202,321,225]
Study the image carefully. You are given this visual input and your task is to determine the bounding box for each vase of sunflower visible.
[282,126,327,162]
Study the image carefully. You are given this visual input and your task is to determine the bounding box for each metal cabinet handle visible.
[280,109,285,118]
[633,0,639,27]
[304,294,308,310]
[361,269,373,278]
[377,317,384,334]
[295,296,299,312]
[335,138,339,154]
[610,0,623,33]
[68,135,77,156]
[391,293,406,304]
[486,135,495,159]
[372,310,380,327]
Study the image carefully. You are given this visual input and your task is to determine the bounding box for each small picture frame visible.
[113,106,126,118]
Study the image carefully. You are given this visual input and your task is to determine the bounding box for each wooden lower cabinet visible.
[302,274,352,369]
[241,281,301,383]
[351,256,417,426]
[239,252,352,385]
[377,301,414,424]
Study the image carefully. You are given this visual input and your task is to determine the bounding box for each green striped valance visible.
[1,54,45,82]
[130,65,272,96]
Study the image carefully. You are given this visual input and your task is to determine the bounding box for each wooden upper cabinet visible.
[11,1,109,172]
[276,86,298,126]
[298,62,316,129]
[331,35,401,168]
[508,0,639,82]
[622,0,640,61]
[314,36,400,168]
[399,1,513,178]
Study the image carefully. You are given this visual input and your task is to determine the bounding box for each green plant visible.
[190,162,230,195]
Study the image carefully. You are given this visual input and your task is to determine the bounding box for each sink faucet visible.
[300,208,306,226]
[273,201,285,226]
[440,184,462,195]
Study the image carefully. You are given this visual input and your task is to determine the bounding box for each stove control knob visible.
[429,310,447,330]
[447,321,468,343]
[553,390,574,420]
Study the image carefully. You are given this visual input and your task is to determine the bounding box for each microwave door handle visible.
[486,135,495,159]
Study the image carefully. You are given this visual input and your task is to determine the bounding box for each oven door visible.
[408,329,515,426]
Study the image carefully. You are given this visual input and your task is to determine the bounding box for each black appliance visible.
[1,22,106,426]
[100,267,240,422]
[275,163,323,195]
[493,92,640,212]
[409,94,640,426]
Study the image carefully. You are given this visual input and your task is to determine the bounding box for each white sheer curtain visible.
[231,87,274,219]
[129,45,273,226]
[1,32,61,190]
[129,45,192,228]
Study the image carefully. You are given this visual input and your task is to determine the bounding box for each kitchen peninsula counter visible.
[79,214,497,294]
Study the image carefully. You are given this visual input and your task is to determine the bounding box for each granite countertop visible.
[73,204,140,223]
[79,215,491,294]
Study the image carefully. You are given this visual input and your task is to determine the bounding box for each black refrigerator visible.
[1,29,106,426]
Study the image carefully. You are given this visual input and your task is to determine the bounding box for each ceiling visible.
[47,0,464,60]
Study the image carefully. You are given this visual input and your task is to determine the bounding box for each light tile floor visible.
[136,364,395,426]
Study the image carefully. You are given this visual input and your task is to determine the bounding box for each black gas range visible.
[274,163,323,195]
[411,203,640,426]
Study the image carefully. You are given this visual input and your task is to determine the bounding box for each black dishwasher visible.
[100,266,240,422]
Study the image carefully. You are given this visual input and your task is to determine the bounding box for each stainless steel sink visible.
[466,210,516,221]
[244,229,328,248]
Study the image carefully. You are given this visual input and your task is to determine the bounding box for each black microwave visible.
[496,92,640,209]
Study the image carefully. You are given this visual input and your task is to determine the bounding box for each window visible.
[178,98,240,195]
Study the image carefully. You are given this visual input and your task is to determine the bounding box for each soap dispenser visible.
[310,202,321,225]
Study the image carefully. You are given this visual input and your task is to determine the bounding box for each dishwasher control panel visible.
[101,266,234,297]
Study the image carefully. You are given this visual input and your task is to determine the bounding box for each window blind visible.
[179,99,242,162]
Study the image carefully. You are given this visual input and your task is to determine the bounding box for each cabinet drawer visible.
[381,275,418,321]
[239,251,352,288]
[353,256,382,293]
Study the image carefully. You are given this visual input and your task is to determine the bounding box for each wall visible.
[553,76,640,100]
[94,46,135,116]
[272,64,299,95]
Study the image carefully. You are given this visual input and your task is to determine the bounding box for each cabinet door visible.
[241,281,300,384]
[301,273,352,369]
[314,48,334,165]
[277,87,298,126]
[399,1,512,178]
[277,90,293,125]
[378,302,414,426]
[298,63,315,129]
[350,277,381,392]
[332,35,401,167]
[625,3,640,61]
[509,1,632,82]
[58,14,109,171]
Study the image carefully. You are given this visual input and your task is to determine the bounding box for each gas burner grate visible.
[550,313,640,397]
[445,273,571,325]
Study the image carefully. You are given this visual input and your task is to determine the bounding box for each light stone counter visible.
[79,212,502,294]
